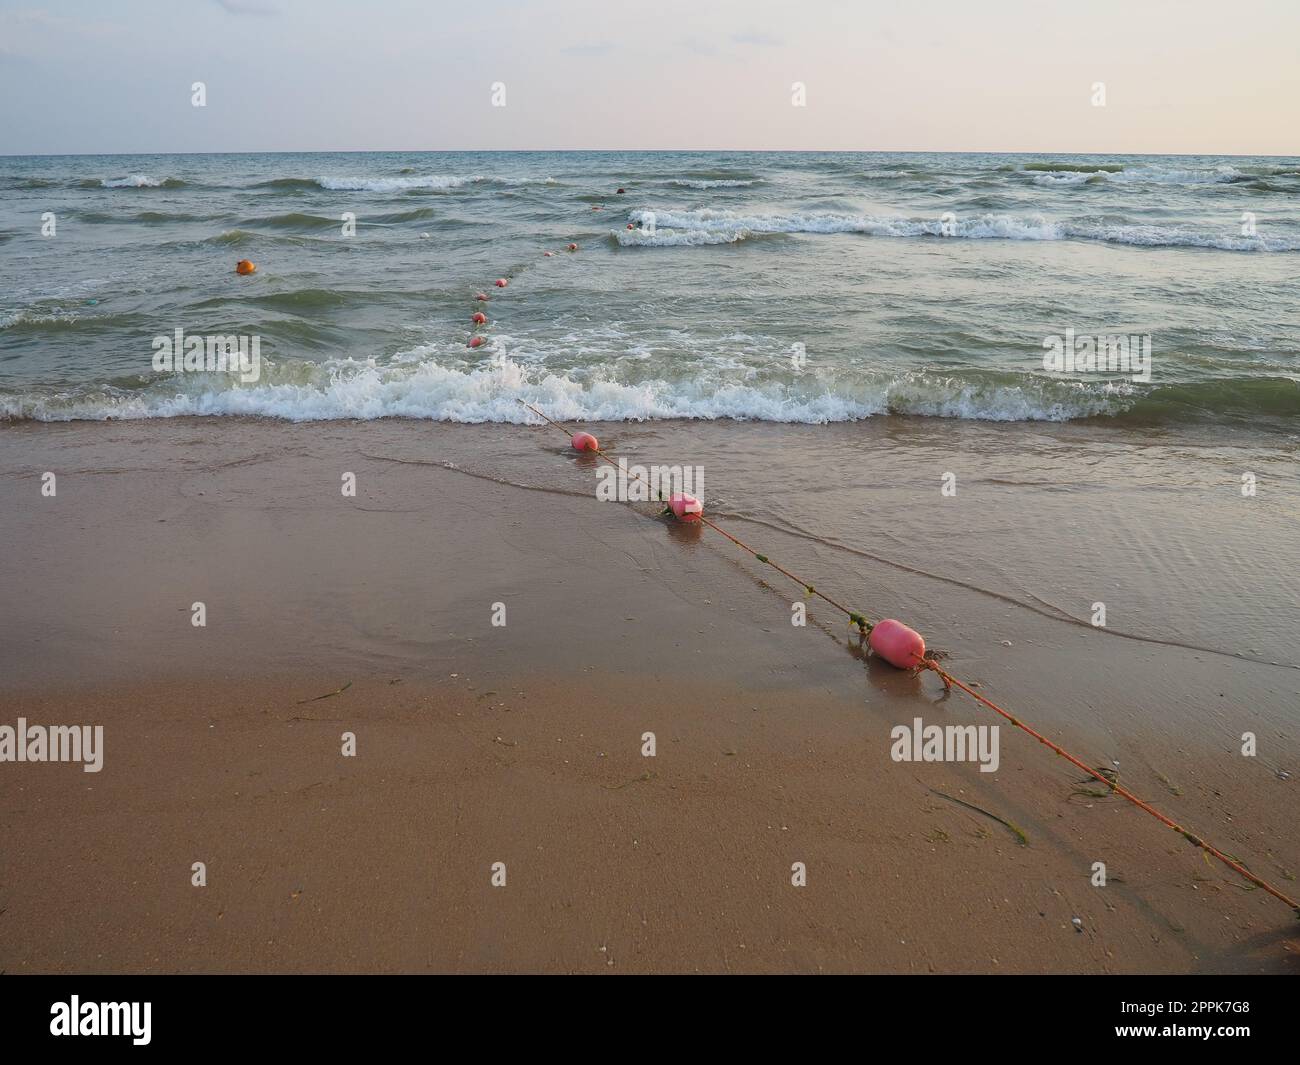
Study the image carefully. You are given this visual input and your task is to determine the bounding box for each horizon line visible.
[4,147,1299,160]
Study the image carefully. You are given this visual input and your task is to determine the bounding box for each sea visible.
[2,150,1298,429]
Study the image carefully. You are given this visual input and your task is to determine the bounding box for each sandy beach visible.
[2,416,1296,973]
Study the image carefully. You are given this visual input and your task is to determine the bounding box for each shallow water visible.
[2,150,1298,428]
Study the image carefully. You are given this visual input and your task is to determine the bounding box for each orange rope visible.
[922,662,1300,915]
[516,399,1300,918]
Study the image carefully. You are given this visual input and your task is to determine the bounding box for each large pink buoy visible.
[468,336,484,348]
[471,311,487,324]
[667,492,703,522]
[571,431,599,452]
[868,619,926,670]
[495,278,508,288]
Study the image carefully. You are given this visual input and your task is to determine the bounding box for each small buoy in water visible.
[474,292,489,301]
[495,278,508,288]
[616,188,626,194]
[471,311,487,324]
[543,251,554,257]
[235,259,256,275]
[626,223,635,230]
[420,232,431,239]
[567,243,578,251]
[868,619,926,670]
[592,205,601,210]
[468,336,484,348]
[667,492,703,522]
[571,431,599,452]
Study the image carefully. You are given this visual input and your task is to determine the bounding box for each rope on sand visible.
[515,398,1300,919]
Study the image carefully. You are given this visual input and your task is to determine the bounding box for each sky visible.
[1,0,1297,156]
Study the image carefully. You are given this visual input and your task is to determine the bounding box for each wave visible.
[236,211,340,231]
[612,208,1300,251]
[1023,163,1126,174]
[1021,163,1247,186]
[252,177,321,190]
[5,351,1295,426]
[313,174,475,192]
[92,175,184,189]
[666,178,759,189]
[76,209,211,225]
[1030,171,1106,187]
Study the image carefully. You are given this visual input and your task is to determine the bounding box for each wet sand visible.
[1,417,1297,973]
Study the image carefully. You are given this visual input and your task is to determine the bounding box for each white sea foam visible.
[614,208,1300,251]
[1107,165,1243,185]
[100,174,165,188]
[1030,172,1099,187]
[1025,164,1244,186]
[0,352,1124,425]
[666,178,758,188]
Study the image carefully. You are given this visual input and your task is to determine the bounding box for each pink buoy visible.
[543,251,554,257]
[868,619,926,670]
[474,292,489,301]
[468,336,484,348]
[626,223,635,230]
[471,311,487,324]
[571,431,599,452]
[495,278,508,288]
[667,492,703,522]
[567,242,578,251]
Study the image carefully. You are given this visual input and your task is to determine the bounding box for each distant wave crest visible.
[314,174,476,192]
[95,174,183,189]
[613,208,1300,251]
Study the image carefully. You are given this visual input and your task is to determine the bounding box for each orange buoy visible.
[471,311,487,324]
[474,292,489,301]
[495,278,508,288]
[667,492,703,522]
[567,243,578,251]
[468,336,484,348]
[868,619,926,670]
[571,431,599,452]
[235,259,256,275]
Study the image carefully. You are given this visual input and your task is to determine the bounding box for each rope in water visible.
[516,398,1300,918]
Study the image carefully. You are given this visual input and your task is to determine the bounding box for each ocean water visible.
[1,150,1298,428]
